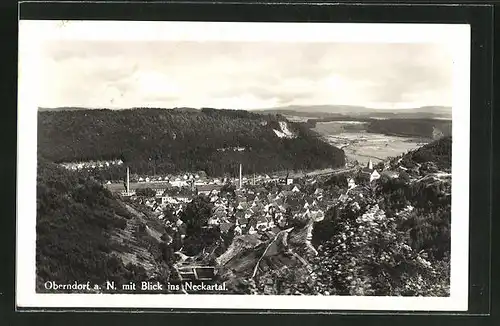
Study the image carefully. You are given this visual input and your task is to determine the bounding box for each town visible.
[92,160,392,242]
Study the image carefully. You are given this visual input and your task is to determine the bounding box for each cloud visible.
[38,41,453,109]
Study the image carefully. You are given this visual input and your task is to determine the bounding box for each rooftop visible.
[196,184,223,192]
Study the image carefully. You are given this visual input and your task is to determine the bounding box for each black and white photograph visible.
[17,20,471,311]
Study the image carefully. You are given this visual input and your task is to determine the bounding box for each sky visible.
[37,41,454,110]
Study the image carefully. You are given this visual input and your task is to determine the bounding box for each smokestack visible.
[239,164,242,189]
[126,167,130,195]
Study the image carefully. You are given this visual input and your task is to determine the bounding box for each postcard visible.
[17,20,470,311]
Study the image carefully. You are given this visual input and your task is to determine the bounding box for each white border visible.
[17,21,471,311]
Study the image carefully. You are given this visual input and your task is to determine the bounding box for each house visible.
[370,169,381,182]
[309,209,325,222]
[292,185,301,193]
[175,195,192,203]
[153,204,163,213]
[338,194,349,202]
[171,179,189,188]
[239,201,249,210]
[196,184,223,196]
[258,214,272,228]
[237,217,248,228]
[245,207,255,217]
[360,160,381,183]
[208,217,220,225]
[314,188,324,196]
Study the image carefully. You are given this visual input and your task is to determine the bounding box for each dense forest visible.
[383,136,452,171]
[38,108,345,179]
[365,118,451,139]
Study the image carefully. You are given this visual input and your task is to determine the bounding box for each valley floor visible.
[320,132,426,165]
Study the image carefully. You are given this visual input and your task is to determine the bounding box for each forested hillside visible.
[38,108,345,179]
[385,136,452,171]
[307,117,452,139]
[36,159,171,292]
[366,119,451,139]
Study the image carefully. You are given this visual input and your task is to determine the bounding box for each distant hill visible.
[38,106,91,112]
[253,105,452,120]
[38,107,345,179]
[40,104,452,120]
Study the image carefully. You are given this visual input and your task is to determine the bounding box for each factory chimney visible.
[126,166,130,195]
[239,163,242,189]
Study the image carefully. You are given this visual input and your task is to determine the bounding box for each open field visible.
[327,133,425,164]
[313,121,427,164]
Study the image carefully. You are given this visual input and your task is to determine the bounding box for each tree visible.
[177,195,222,256]
[179,195,214,233]
[162,207,176,224]
[325,174,348,188]
[220,183,236,197]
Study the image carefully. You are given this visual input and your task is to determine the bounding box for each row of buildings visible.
[106,164,299,197]
[134,177,331,239]
[61,159,124,170]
